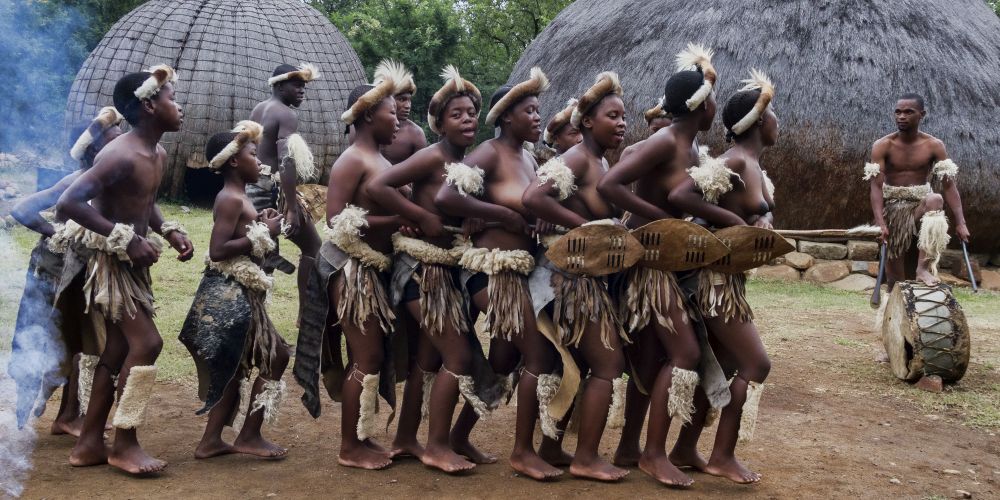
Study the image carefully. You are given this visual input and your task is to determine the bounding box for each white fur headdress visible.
[644,97,670,124]
[134,64,178,100]
[70,106,125,161]
[374,59,416,96]
[543,98,578,146]
[268,62,320,86]
[571,71,623,128]
[674,43,717,111]
[341,77,396,125]
[427,65,482,135]
[485,67,550,127]
[729,69,776,136]
[208,121,264,170]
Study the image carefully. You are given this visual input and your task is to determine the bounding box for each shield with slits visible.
[707,226,794,273]
[545,225,644,276]
[631,219,730,272]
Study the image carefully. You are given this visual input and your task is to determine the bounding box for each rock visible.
[939,272,970,287]
[803,261,851,283]
[753,264,800,281]
[952,258,982,283]
[942,469,961,475]
[830,274,876,292]
[784,251,815,270]
[180,205,192,213]
[916,375,943,393]
[847,240,880,261]
[868,261,882,277]
[956,490,972,499]
[888,478,901,485]
[938,249,966,271]
[980,269,1000,291]
[799,241,848,260]
[990,253,1000,266]
[850,261,870,273]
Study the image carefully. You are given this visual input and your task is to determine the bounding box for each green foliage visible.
[990,0,1000,15]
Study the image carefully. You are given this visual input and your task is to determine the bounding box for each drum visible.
[881,281,970,383]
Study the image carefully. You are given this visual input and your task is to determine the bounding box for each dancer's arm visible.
[367,148,444,237]
[597,134,671,221]
[933,141,969,242]
[11,171,80,237]
[869,140,889,243]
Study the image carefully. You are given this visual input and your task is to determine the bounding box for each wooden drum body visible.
[881,281,970,383]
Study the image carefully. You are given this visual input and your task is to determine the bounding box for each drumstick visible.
[870,242,887,309]
[442,222,568,234]
[961,241,978,292]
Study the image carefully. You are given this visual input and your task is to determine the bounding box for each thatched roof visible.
[64,0,366,199]
[510,0,1000,252]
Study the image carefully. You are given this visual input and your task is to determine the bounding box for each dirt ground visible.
[17,291,1000,500]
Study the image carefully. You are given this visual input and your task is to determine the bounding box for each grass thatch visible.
[509,0,1000,252]
[64,0,367,199]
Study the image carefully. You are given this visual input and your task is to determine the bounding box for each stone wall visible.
[754,238,1000,292]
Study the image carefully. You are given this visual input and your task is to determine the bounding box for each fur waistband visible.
[459,246,535,275]
[883,183,931,202]
[391,233,471,267]
[205,255,274,293]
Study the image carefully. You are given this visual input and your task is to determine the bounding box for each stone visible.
[847,240,880,261]
[850,261,870,273]
[829,274,877,292]
[990,253,1000,267]
[868,261,882,277]
[916,375,944,393]
[799,241,848,260]
[971,253,990,267]
[938,249,965,271]
[956,490,972,499]
[803,261,851,283]
[939,272,970,288]
[980,269,1000,291]
[951,258,982,283]
[753,264,800,281]
[941,469,961,475]
[784,251,815,270]
[888,478,901,485]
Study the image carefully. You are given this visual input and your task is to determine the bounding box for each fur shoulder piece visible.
[536,156,577,201]
[862,162,881,181]
[687,147,740,204]
[459,247,535,276]
[444,162,485,197]
[931,159,958,181]
[571,71,623,128]
[485,67,550,127]
[325,205,392,271]
[374,59,416,96]
[135,64,178,99]
[283,133,317,181]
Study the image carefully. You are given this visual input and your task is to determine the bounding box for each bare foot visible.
[452,439,498,464]
[916,267,940,286]
[705,456,761,484]
[669,448,709,472]
[638,454,694,488]
[69,439,109,467]
[363,438,392,459]
[51,417,84,437]
[339,445,392,470]
[108,445,167,475]
[570,457,630,482]
[538,444,574,467]
[389,438,425,459]
[233,435,288,459]
[613,443,642,467]
[194,437,236,459]
[421,444,476,474]
[510,449,564,481]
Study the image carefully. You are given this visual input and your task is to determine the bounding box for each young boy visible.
[179,121,289,460]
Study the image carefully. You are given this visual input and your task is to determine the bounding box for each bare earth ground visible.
[2,201,998,499]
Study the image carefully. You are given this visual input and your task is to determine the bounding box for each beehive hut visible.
[65,0,366,200]
[510,0,1000,252]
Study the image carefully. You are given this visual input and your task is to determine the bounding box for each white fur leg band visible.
[667,367,699,426]
[453,370,491,418]
[918,210,950,276]
[536,157,577,201]
[536,373,562,439]
[606,376,627,429]
[251,378,286,425]
[738,381,764,442]
[444,162,485,197]
[112,365,158,429]
[232,374,255,432]
[357,372,380,441]
[245,221,276,259]
[77,354,100,417]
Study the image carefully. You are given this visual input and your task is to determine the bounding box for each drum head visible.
[545,224,644,276]
[881,281,970,383]
[631,219,730,272]
[707,226,795,273]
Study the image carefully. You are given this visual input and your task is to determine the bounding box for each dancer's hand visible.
[127,235,161,267]
[461,217,485,237]
[261,209,284,237]
[533,220,558,239]
[165,231,194,261]
[418,212,445,238]
[752,217,773,230]
[283,206,301,238]
[399,225,421,238]
[956,223,970,243]
[500,209,530,235]
[878,223,889,244]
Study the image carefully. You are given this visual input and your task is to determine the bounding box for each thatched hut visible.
[510,0,1000,252]
[64,0,365,200]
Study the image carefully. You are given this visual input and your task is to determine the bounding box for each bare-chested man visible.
[377,60,428,164]
[58,65,194,474]
[597,44,731,488]
[10,108,122,436]
[434,68,566,481]
[250,63,322,321]
[522,71,630,482]
[618,98,673,163]
[864,93,969,288]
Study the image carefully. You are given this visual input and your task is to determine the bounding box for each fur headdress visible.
[268,63,320,86]
[70,106,125,161]
[543,98,578,146]
[674,43,717,111]
[485,67,550,127]
[341,77,396,125]
[208,121,264,170]
[374,59,416,96]
[427,65,482,135]
[644,97,670,124]
[570,71,623,128]
[729,69,776,136]
[134,64,178,100]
